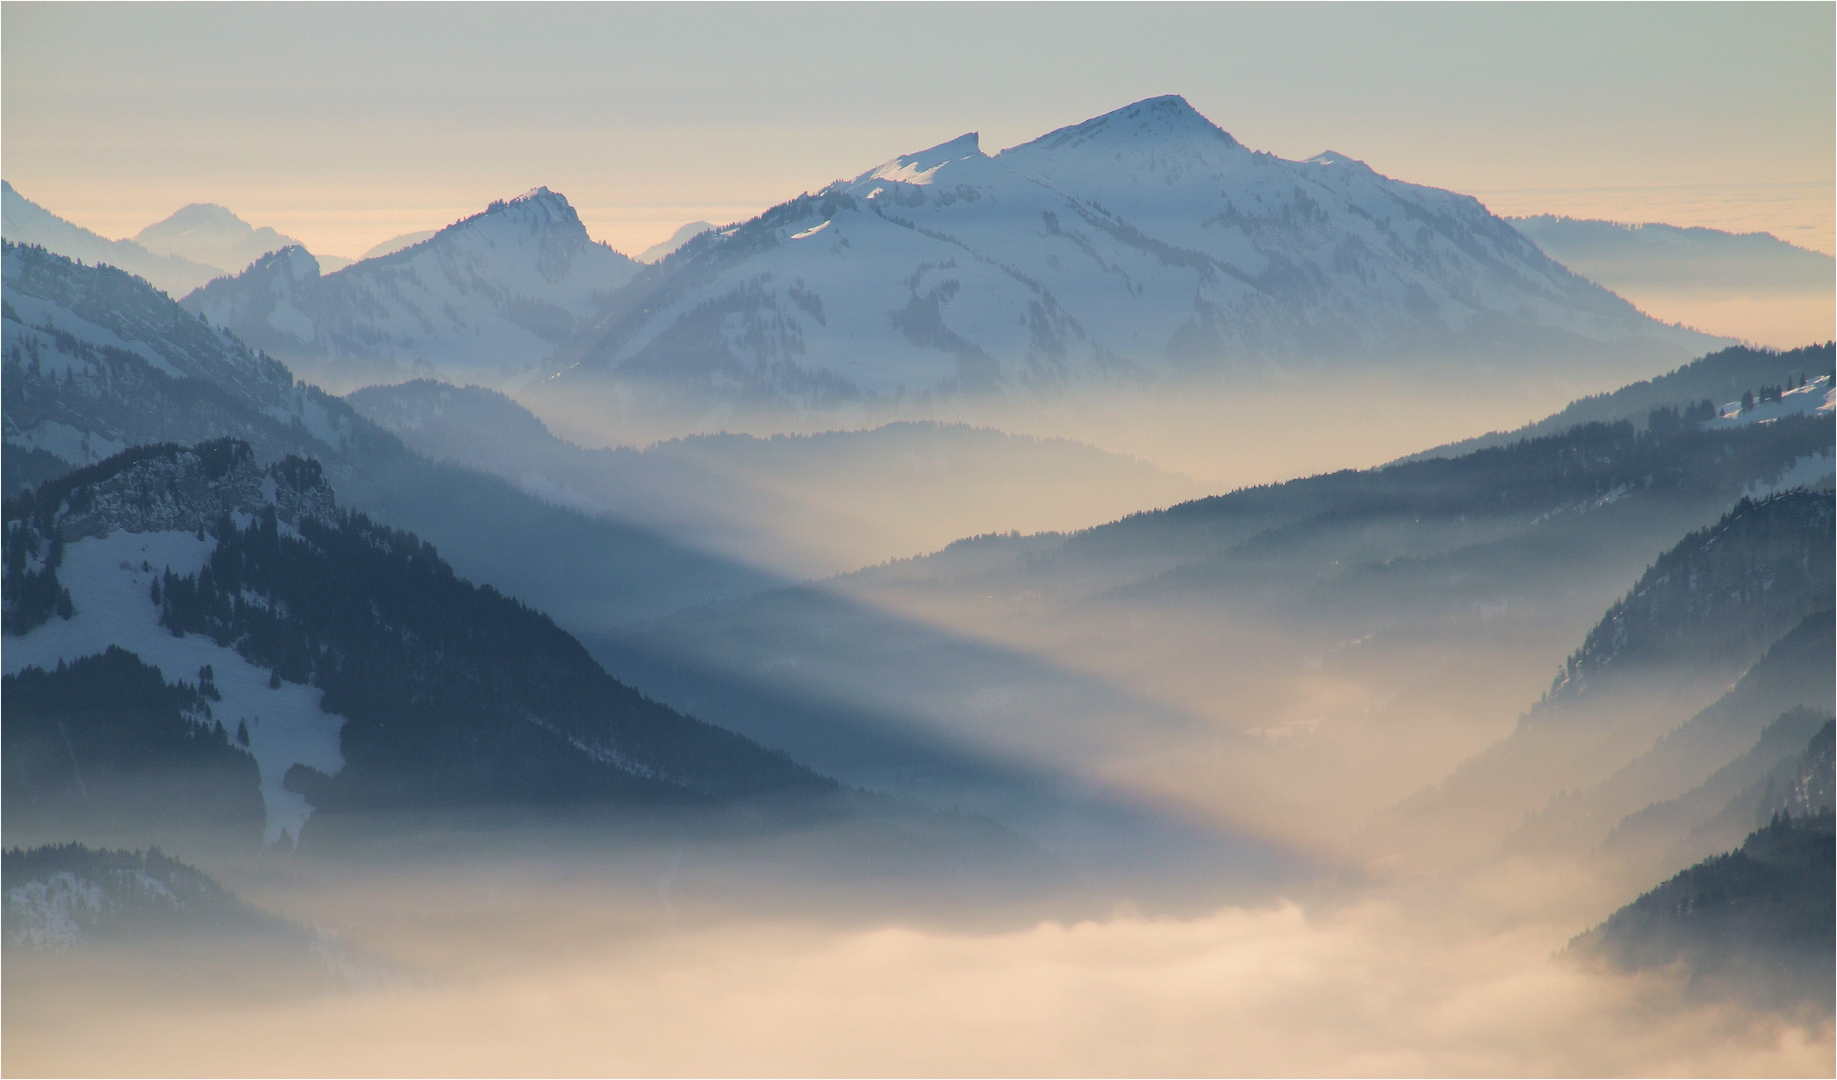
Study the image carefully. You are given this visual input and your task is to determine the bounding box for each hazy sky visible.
[4,2,1832,258]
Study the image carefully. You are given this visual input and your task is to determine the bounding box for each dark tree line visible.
[155,500,833,813]
[1,648,263,842]
[1547,489,1836,703]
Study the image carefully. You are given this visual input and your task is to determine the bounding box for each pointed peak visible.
[1307,151,1371,171]
[243,244,320,279]
[1137,93,1200,114]
[509,185,566,207]
[157,203,250,230]
[478,186,580,225]
[1002,94,1239,158]
[866,132,985,184]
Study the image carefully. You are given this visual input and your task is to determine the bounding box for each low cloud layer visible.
[9,895,1828,1077]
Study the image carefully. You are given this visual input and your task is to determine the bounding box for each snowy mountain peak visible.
[866,132,985,184]
[563,94,1716,408]
[227,245,321,287]
[1003,94,1239,160]
[1306,150,1371,171]
[477,186,585,233]
[183,187,640,389]
[141,202,248,236]
[135,204,306,274]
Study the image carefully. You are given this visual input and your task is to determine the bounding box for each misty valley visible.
[2,92,1833,1077]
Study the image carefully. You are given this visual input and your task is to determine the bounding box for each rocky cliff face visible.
[42,441,334,543]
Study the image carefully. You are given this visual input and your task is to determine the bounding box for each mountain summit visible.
[561,95,1718,409]
[133,204,333,275]
[182,187,640,391]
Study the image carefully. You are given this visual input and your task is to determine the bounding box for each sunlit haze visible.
[5,3,1832,257]
[3,4,1833,1077]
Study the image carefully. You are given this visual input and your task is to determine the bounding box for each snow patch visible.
[3,531,347,845]
[4,872,103,947]
[1708,376,1834,429]
[1745,448,1836,500]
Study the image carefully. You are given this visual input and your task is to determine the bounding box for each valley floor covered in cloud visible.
[7,877,1829,1078]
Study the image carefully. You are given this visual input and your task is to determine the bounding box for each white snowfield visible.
[184,187,640,387]
[573,95,1706,402]
[1707,374,1836,429]
[3,531,346,846]
[1713,375,1837,498]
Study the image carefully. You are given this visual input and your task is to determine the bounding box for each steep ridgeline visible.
[1399,491,1835,855]
[1597,696,1834,890]
[560,95,1713,410]
[2,242,782,628]
[2,440,833,849]
[182,188,640,391]
[1541,492,1832,709]
[1514,607,1833,872]
[2,239,375,495]
[1,183,226,297]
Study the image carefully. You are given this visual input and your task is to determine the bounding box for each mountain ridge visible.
[182,188,640,391]
[560,95,1721,413]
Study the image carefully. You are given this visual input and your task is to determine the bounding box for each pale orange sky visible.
[5,4,1832,259]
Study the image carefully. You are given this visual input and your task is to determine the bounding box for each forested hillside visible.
[606,382,1832,845]
[2,242,781,627]
[3,440,833,847]
[3,649,264,844]
[1575,805,1834,1009]
[1408,342,1833,460]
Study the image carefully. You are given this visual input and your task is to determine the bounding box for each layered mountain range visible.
[346,378,1206,578]
[0,183,348,297]
[183,188,640,391]
[556,95,1716,410]
[2,438,832,848]
[2,241,782,630]
[592,345,1832,843]
[157,96,1723,415]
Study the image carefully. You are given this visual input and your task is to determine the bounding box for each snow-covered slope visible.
[2,183,226,297]
[362,230,437,260]
[182,188,641,391]
[3,243,785,632]
[3,445,346,844]
[565,96,1719,407]
[1708,376,1836,429]
[136,203,349,276]
[4,439,835,845]
[2,240,361,494]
